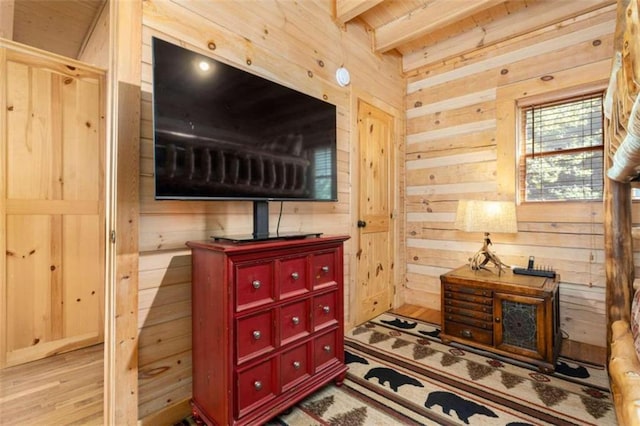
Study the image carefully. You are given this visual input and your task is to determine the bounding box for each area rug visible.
[179,312,615,425]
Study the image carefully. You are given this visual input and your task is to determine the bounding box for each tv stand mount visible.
[211,200,322,243]
[253,200,270,239]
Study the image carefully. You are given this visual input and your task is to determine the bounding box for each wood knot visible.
[207,41,216,50]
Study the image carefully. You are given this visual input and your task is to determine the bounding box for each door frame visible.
[347,91,404,330]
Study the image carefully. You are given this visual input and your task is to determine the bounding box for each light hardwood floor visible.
[0,343,103,425]
[0,304,606,425]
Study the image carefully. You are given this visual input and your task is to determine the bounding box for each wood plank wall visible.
[403,5,619,349]
[137,0,403,421]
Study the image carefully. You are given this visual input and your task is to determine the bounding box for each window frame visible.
[516,91,605,203]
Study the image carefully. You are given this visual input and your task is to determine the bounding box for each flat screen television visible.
[151,38,338,240]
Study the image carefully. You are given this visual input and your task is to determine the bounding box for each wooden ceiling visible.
[336,0,616,72]
[1,0,105,59]
[1,0,615,72]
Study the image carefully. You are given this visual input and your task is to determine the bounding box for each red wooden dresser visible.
[186,235,349,425]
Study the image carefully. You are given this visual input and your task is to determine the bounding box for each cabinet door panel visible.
[279,256,308,299]
[314,328,339,372]
[236,310,275,364]
[313,290,338,330]
[494,293,546,360]
[235,262,274,311]
[279,299,310,345]
[312,250,337,289]
[280,341,311,392]
[236,358,276,417]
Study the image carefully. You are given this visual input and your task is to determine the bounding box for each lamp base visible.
[468,233,510,275]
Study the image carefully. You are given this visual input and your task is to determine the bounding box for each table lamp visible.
[455,200,518,274]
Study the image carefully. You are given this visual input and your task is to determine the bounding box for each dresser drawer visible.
[444,312,492,330]
[444,321,493,346]
[281,341,311,392]
[236,310,275,364]
[279,256,309,299]
[444,290,492,305]
[314,328,339,372]
[279,299,310,345]
[443,298,492,314]
[235,261,274,312]
[312,250,337,289]
[236,358,276,417]
[313,290,338,330]
[444,305,493,322]
[443,284,492,297]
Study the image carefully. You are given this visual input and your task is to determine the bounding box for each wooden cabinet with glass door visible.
[440,266,561,372]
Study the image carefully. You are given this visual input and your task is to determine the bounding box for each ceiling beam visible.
[374,0,504,53]
[335,0,383,25]
[0,0,15,40]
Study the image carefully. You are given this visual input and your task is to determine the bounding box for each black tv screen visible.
[151,38,338,202]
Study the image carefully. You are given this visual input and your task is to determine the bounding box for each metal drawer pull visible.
[461,329,472,338]
[292,316,300,325]
[293,361,301,369]
[252,280,261,289]
[322,305,331,314]
[323,345,331,352]
[291,272,299,280]
[252,330,261,340]
[254,381,262,391]
[321,266,329,273]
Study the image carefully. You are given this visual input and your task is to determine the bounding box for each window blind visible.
[520,93,604,202]
[314,147,333,199]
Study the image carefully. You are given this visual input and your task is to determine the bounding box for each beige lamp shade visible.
[455,200,518,234]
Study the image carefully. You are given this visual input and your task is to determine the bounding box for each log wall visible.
[403,4,619,348]
[137,0,404,422]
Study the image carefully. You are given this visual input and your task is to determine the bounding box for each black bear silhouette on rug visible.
[364,367,424,392]
[424,391,498,424]
[418,328,441,339]
[555,360,590,378]
[381,318,417,329]
[344,350,369,365]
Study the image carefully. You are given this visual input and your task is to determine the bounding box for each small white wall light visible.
[336,67,351,87]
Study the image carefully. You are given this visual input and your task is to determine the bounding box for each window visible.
[519,93,604,202]
[313,146,334,199]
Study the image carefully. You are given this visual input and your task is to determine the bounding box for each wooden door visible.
[1,44,105,368]
[354,100,395,325]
